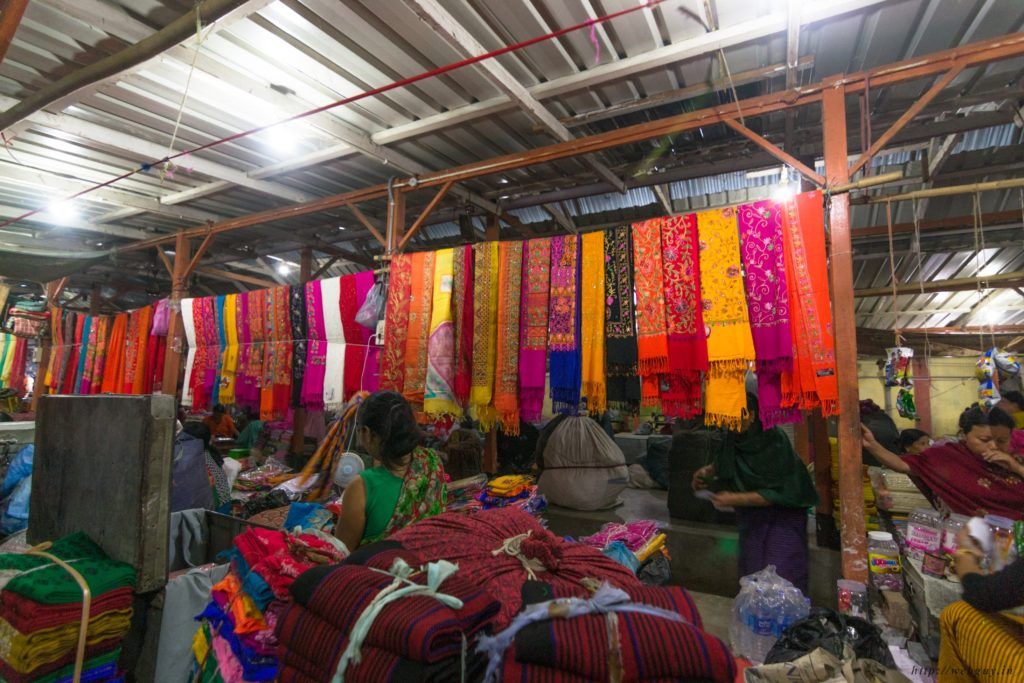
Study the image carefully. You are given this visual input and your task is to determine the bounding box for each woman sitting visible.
[862,407,1024,520]
[898,428,931,455]
[692,394,818,593]
[938,531,1024,683]
[334,391,447,551]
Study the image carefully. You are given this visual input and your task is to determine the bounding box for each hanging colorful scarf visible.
[471,242,499,431]
[272,286,294,416]
[343,272,374,401]
[580,231,606,414]
[289,285,308,409]
[218,295,239,405]
[241,292,265,409]
[781,190,838,415]
[698,207,756,431]
[151,299,170,336]
[90,316,111,395]
[603,227,640,409]
[380,254,412,393]
[143,321,159,393]
[103,313,128,395]
[738,200,800,428]
[494,242,523,434]
[60,312,78,394]
[74,316,92,394]
[234,293,251,407]
[43,308,59,391]
[301,280,327,411]
[137,304,154,395]
[659,214,707,418]
[7,337,26,396]
[632,219,669,407]
[424,249,461,418]
[80,316,99,395]
[548,235,582,414]
[321,277,346,410]
[152,334,166,394]
[452,246,474,405]
[403,252,435,407]
[519,237,550,423]
[260,290,277,421]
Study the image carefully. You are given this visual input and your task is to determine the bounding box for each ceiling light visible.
[276,262,291,276]
[47,201,77,224]
[499,177,509,184]
[337,226,346,231]
[499,194,509,199]
[771,183,796,202]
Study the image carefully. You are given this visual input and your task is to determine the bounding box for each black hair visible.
[898,428,929,452]
[958,407,992,435]
[182,421,224,467]
[1001,390,1024,411]
[987,406,1016,430]
[212,403,226,414]
[355,391,421,468]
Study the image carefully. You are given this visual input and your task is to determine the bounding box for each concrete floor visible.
[688,591,734,643]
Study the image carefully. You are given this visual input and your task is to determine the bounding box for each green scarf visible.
[713,394,818,509]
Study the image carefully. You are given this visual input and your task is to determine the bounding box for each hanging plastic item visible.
[883,347,913,387]
[976,347,997,381]
[995,349,1021,378]
[979,377,1001,410]
[896,387,917,420]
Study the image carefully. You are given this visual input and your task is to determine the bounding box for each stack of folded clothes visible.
[0,532,135,683]
[470,475,547,516]
[190,527,347,681]
[276,542,501,682]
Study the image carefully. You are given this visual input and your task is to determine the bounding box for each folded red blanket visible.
[0,587,133,634]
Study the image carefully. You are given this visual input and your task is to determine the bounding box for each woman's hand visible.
[861,424,879,450]
[982,450,1024,476]
[692,464,715,492]
[953,527,984,579]
[710,491,770,509]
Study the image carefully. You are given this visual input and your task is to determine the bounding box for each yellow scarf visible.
[470,242,499,431]
[580,231,607,413]
[424,248,462,418]
[1,334,15,386]
[698,207,755,430]
[218,294,239,405]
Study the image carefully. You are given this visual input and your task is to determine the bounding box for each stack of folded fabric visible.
[482,582,736,682]
[276,543,501,682]
[445,473,488,512]
[0,532,135,683]
[190,527,347,681]
[472,475,548,516]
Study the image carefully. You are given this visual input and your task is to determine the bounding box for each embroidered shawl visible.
[580,231,606,414]
[494,241,523,434]
[343,272,375,400]
[452,246,474,405]
[244,291,267,409]
[632,218,669,407]
[218,294,239,405]
[403,252,435,407]
[380,253,412,393]
[90,316,111,395]
[603,228,640,408]
[302,280,327,410]
[548,235,582,414]
[781,191,838,416]
[739,200,800,428]
[519,237,551,423]
[320,276,345,410]
[424,248,461,418]
[102,313,128,395]
[471,242,499,431]
[697,207,755,431]
[289,285,308,408]
[903,441,1024,520]
[80,316,99,394]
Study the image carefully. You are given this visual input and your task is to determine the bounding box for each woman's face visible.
[990,425,1012,454]
[906,435,931,455]
[357,424,380,459]
[962,425,997,457]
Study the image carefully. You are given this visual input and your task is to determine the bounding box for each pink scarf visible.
[519,238,551,423]
[301,280,326,410]
[342,272,374,400]
[739,200,800,428]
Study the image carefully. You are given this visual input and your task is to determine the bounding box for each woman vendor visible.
[691,394,818,593]
[862,407,1024,520]
[938,532,1024,683]
[333,391,447,552]
[898,428,931,455]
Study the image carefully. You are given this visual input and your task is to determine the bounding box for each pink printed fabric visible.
[343,272,374,400]
[234,292,256,409]
[738,200,799,428]
[151,298,170,336]
[301,280,326,410]
[519,238,551,423]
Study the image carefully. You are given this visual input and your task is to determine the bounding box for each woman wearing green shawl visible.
[692,393,817,592]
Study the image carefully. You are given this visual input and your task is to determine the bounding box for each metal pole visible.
[823,81,868,582]
[161,231,191,397]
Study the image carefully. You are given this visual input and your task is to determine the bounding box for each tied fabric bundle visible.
[782,190,839,415]
[739,200,801,428]
[604,227,640,409]
[698,207,756,431]
[519,238,551,423]
[424,249,461,418]
[380,253,412,393]
[471,243,500,431]
[494,242,523,434]
[579,231,606,414]
[404,252,436,407]
[632,218,670,406]
[452,246,474,405]
[660,214,708,418]
[548,235,582,414]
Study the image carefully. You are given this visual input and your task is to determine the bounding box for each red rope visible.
[1,0,664,231]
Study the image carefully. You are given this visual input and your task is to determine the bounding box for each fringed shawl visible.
[341,272,373,401]
[519,237,551,423]
[289,285,308,409]
[697,207,755,431]
[219,294,239,405]
[580,231,606,414]
[452,246,474,406]
[660,214,707,419]
[302,280,327,410]
[632,218,669,407]
[471,242,499,431]
[781,191,838,416]
[604,228,640,409]
[424,248,461,418]
[548,235,582,414]
[320,276,345,410]
[404,252,435,407]
[380,253,412,393]
[494,242,523,434]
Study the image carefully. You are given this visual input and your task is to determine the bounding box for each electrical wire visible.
[0,0,665,232]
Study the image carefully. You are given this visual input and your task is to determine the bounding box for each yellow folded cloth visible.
[486,475,534,497]
[635,533,667,564]
[0,608,132,674]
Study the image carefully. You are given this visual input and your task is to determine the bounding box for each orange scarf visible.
[494,242,523,434]
[101,313,128,394]
[132,305,154,394]
[403,251,435,407]
[632,218,669,407]
[580,231,606,414]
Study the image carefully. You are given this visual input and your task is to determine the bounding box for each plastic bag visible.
[0,475,31,535]
[895,387,917,420]
[731,566,810,664]
[601,540,640,573]
[355,281,386,331]
[1,444,32,499]
[978,378,1001,410]
[637,551,672,586]
[883,347,912,388]
[995,349,1021,377]
[764,607,896,669]
[976,347,997,380]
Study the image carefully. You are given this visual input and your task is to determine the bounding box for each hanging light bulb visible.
[276,262,291,277]
[47,200,78,224]
[771,165,796,202]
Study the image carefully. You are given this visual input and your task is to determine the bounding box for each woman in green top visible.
[334,391,448,552]
[692,393,818,593]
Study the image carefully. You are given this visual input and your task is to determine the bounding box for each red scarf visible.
[904,441,1024,520]
[380,253,412,393]
[660,214,707,418]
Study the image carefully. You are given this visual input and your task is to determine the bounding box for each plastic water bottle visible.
[751,587,775,663]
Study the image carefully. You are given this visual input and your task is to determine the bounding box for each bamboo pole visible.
[867,176,1024,203]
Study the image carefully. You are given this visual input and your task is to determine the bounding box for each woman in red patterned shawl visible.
[862,407,1024,520]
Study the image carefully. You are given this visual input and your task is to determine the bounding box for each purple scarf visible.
[301,280,326,410]
[739,200,799,428]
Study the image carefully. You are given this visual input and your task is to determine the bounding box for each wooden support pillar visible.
[911,356,932,435]
[810,410,839,549]
[161,231,191,398]
[88,282,102,316]
[386,186,406,255]
[290,248,314,455]
[823,82,868,582]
